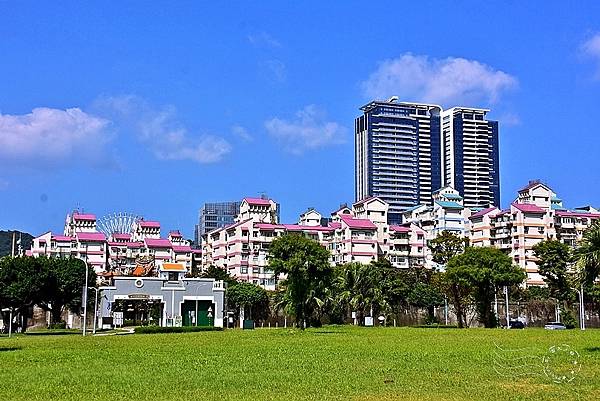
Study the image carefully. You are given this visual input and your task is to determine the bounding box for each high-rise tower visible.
[441,107,500,208]
[355,98,442,222]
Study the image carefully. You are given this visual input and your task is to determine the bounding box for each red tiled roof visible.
[140,220,160,228]
[243,197,272,206]
[73,212,96,221]
[340,214,377,230]
[145,238,172,248]
[470,207,497,219]
[76,232,106,241]
[173,245,192,253]
[555,211,600,218]
[512,203,545,213]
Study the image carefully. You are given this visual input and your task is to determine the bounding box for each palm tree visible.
[575,221,600,284]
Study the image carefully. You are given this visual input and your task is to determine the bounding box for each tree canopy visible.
[268,234,333,328]
[428,231,469,267]
[445,247,525,328]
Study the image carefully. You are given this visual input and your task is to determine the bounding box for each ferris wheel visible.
[98,212,141,237]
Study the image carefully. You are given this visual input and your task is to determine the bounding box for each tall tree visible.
[268,234,333,329]
[532,240,575,302]
[0,256,49,332]
[575,221,600,285]
[201,265,239,288]
[227,281,270,321]
[38,257,96,324]
[428,231,469,267]
[445,247,526,328]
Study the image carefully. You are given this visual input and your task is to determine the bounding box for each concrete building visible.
[99,266,225,328]
[441,107,500,208]
[195,201,241,246]
[469,180,600,285]
[355,98,443,223]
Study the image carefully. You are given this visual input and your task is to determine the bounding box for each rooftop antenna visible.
[387,96,399,103]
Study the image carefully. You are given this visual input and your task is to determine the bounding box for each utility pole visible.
[504,286,509,328]
[11,231,16,257]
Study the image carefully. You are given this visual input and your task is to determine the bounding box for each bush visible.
[134,326,224,334]
[560,309,577,329]
[48,322,67,330]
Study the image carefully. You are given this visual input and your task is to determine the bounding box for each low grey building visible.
[99,266,225,328]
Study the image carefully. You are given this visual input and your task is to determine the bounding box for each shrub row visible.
[134,325,224,334]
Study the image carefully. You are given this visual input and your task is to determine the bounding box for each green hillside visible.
[0,230,34,257]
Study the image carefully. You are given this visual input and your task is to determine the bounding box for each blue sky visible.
[1,1,600,239]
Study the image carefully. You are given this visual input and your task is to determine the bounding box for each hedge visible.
[134,325,224,334]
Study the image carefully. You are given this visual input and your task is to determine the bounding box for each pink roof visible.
[107,241,127,247]
[52,234,72,242]
[556,211,600,218]
[169,230,182,237]
[173,245,192,252]
[243,197,272,206]
[329,222,342,229]
[126,241,143,248]
[512,203,545,213]
[390,225,410,233]
[145,238,172,248]
[339,215,377,230]
[140,220,161,228]
[470,207,497,219]
[255,223,285,230]
[76,232,106,242]
[282,224,334,232]
[112,233,131,240]
[73,212,96,221]
[192,249,202,254]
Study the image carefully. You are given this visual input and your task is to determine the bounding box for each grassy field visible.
[0,326,599,401]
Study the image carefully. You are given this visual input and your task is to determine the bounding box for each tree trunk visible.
[452,284,465,328]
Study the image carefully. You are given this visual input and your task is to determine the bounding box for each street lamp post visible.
[80,243,90,336]
[576,283,586,331]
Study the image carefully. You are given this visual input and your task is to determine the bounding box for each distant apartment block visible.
[355,98,500,219]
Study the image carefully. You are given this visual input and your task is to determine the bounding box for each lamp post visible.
[80,243,90,336]
[575,283,586,331]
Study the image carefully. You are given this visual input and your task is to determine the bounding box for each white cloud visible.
[264,105,346,154]
[232,125,253,141]
[361,53,518,106]
[0,107,112,168]
[247,32,281,48]
[581,33,600,79]
[497,112,521,126]
[96,95,231,164]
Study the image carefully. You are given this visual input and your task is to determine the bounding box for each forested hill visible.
[0,230,34,257]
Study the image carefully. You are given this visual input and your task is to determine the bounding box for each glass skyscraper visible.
[355,99,442,223]
[355,98,500,222]
[195,201,241,246]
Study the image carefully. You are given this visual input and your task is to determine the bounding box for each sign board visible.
[127,293,150,300]
[364,316,374,326]
[174,316,183,327]
[113,312,124,326]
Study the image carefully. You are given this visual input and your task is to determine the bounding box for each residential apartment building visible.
[441,107,500,208]
[469,181,600,285]
[355,98,443,223]
[201,196,429,289]
[28,211,198,278]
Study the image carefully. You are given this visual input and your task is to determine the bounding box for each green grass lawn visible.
[0,326,599,400]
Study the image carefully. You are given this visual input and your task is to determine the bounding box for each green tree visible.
[575,221,600,285]
[227,282,270,321]
[38,257,96,324]
[532,240,575,302]
[445,247,526,328]
[268,234,333,329]
[0,256,49,332]
[201,265,238,288]
[428,231,469,267]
